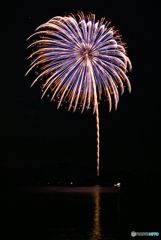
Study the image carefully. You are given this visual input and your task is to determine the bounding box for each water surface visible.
[1,185,160,239]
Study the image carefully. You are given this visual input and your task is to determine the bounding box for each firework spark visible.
[26,12,132,176]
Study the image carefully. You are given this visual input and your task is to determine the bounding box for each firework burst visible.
[26,12,132,176]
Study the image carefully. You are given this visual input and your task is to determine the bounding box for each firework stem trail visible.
[87,57,100,176]
[96,101,100,177]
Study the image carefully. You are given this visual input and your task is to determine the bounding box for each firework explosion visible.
[26,12,132,176]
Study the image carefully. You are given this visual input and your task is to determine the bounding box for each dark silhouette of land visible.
[0,163,160,187]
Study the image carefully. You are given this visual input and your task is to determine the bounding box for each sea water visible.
[1,185,160,240]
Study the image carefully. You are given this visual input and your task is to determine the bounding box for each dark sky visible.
[1,0,160,176]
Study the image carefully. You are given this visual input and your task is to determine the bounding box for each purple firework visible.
[26,12,132,176]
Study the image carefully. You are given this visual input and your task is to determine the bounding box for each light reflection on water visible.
[26,185,121,240]
[3,185,160,240]
[89,185,102,240]
[89,185,121,240]
[15,185,122,240]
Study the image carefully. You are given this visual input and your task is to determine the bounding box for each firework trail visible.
[26,12,132,176]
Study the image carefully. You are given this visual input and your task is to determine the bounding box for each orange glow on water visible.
[89,186,102,240]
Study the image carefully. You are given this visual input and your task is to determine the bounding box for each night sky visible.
[1,0,160,177]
